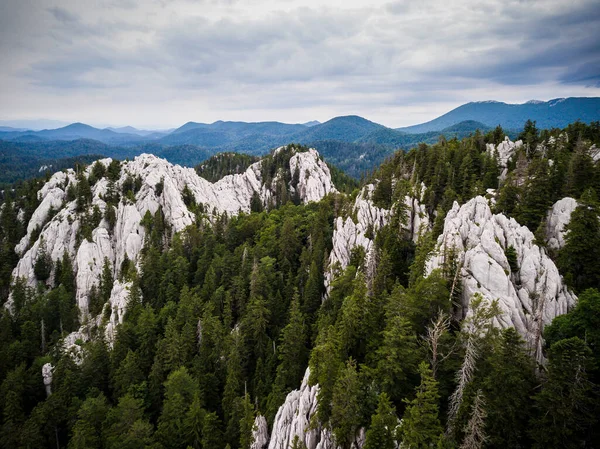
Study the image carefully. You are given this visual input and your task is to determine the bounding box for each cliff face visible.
[545,197,577,251]
[266,368,364,449]
[426,196,576,362]
[8,148,336,348]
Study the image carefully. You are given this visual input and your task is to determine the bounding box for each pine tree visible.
[239,392,255,449]
[374,314,421,404]
[69,392,109,449]
[398,362,443,449]
[482,328,535,448]
[202,412,224,449]
[331,358,362,449]
[530,337,597,449]
[363,393,397,449]
[274,291,307,390]
[34,238,53,282]
[558,188,600,291]
[184,394,205,449]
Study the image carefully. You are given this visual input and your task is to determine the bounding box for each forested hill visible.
[398,97,600,133]
[1,122,600,449]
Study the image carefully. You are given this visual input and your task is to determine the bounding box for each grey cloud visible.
[1,0,600,126]
[560,61,600,87]
[47,6,79,23]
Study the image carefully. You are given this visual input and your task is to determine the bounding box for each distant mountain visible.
[293,115,384,143]
[107,126,169,137]
[302,120,321,127]
[0,122,151,145]
[0,119,70,130]
[0,115,501,180]
[162,120,307,146]
[0,126,28,132]
[398,97,600,133]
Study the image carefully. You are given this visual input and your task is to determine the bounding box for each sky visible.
[0,0,599,129]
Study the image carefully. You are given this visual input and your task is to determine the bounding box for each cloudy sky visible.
[1,0,599,129]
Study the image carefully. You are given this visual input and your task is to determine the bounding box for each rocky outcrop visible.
[42,363,53,396]
[269,368,323,449]
[486,137,523,182]
[268,368,364,449]
[326,184,429,291]
[426,196,576,362]
[545,197,577,251]
[486,137,522,168]
[289,149,337,203]
[9,147,336,346]
[251,415,269,449]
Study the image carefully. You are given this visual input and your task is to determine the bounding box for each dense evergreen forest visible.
[1,121,600,449]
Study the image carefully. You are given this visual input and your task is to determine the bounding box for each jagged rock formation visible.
[326,184,429,291]
[486,137,522,181]
[252,415,269,449]
[268,368,323,449]
[42,363,53,396]
[267,368,363,449]
[426,196,576,362]
[289,149,337,203]
[9,147,336,347]
[545,197,577,251]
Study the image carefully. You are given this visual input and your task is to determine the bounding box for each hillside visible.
[0,116,504,181]
[398,97,600,133]
[1,123,600,449]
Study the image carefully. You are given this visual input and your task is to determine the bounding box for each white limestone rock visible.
[486,137,523,182]
[269,368,322,449]
[42,362,53,396]
[9,147,336,344]
[326,184,429,291]
[268,368,363,449]
[251,415,269,449]
[589,144,600,163]
[426,196,576,363]
[290,149,337,203]
[103,280,133,344]
[546,197,577,251]
[486,137,523,168]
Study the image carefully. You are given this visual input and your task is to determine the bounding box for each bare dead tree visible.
[423,311,455,378]
[446,332,478,436]
[460,390,488,449]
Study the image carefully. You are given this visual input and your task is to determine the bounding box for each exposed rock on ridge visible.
[9,147,336,344]
[326,184,429,291]
[486,137,522,182]
[267,368,363,449]
[426,196,576,362]
[545,197,577,251]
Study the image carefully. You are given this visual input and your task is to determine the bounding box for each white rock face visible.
[426,196,576,362]
[251,415,269,449]
[589,144,600,163]
[486,137,523,183]
[486,137,522,168]
[546,197,577,251]
[269,368,321,449]
[9,148,336,345]
[42,362,53,396]
[290,149,337,203]
[268,368,364,449]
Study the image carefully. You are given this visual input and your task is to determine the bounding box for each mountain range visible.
[1,97,598,182]
[397,97,600,133]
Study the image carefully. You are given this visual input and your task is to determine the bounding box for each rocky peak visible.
[326,183,429,291]
[8,147,336,347]
[545,197,577,251]
[426,196,576,363]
